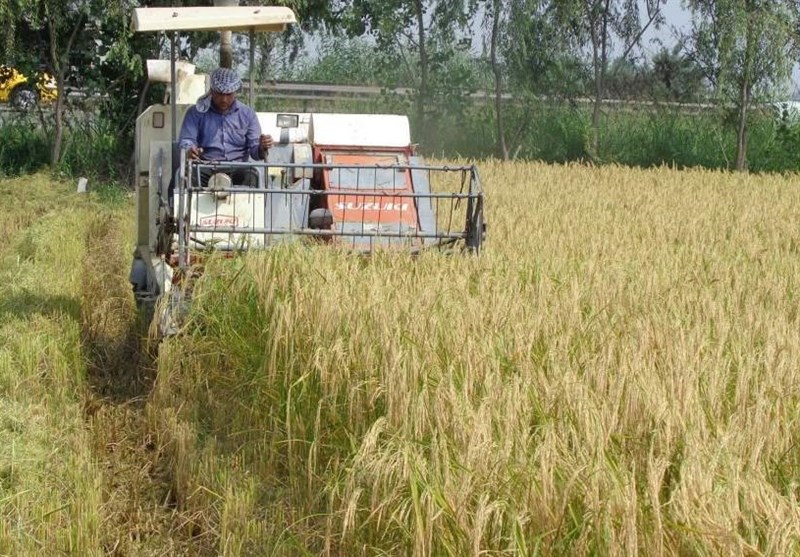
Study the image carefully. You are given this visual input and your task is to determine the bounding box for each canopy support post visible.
[170,31,177,146]
[249,28,255,108]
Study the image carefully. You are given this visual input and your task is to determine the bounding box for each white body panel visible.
[172,75,207,105]
[182,185,309,252]
[187,191,268,250]
[135,104,190,249]
[146,60,196,82]
[310,114,411,147]
[146,60,207,104]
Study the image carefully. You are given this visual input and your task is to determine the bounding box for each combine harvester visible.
[128,5,485,334]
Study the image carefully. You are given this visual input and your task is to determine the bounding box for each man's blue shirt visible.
[179,100,261,161]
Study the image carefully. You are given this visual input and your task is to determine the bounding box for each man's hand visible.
[187,146,203,160]
[259,134,274,155]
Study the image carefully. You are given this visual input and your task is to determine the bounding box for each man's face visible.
[211,90,235,113]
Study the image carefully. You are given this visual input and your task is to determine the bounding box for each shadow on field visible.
[0,292,80,322]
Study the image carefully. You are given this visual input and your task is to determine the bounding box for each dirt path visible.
[79,216,212,556]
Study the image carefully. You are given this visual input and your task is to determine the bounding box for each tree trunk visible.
[735,79,749,171]
[414,0,428,132]
[46,11,83,167]
[257,35,274,82]
[588,0,611,160]
[735,14,756,172]
[220,31,233,68]
[589,24,601,158]
[590,56,601,160]
[51,72,66,166]
[490,0,509,160]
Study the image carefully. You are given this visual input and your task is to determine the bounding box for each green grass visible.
[0,175,104,554]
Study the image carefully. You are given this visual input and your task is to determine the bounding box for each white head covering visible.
[210,67,242,94]
[195,67,243,113]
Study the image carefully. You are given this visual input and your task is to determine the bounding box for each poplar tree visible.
[683,0,799,170]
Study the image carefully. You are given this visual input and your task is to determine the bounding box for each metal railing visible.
[175,156,484,265]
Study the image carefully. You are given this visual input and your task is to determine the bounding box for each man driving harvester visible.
[179,67,273,187]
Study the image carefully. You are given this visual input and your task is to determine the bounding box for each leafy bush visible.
[603,109,733,169]
[746,117,800,173]
[0,113,131,186]
[0,117,50,177]
[59,116,130,183]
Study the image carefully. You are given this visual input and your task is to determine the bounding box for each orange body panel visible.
[317,149,420,238]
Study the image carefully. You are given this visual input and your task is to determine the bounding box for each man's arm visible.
[179,108,205,159]
[178,108,200,150]
[245,108,262,160]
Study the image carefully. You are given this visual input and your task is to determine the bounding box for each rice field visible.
[3,162,800,555]
[150,161,800,555]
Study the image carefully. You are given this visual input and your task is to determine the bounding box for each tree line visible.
[1,0,799,174]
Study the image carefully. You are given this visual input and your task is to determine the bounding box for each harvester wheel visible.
[10,85,37,111]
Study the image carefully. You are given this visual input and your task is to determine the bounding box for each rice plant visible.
[149,161,800,555]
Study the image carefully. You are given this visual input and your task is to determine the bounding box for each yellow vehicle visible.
[0,64,58,110]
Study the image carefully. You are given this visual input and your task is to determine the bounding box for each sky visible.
[640,1,690,50]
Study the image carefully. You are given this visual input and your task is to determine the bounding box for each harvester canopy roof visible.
[133,6,296,33]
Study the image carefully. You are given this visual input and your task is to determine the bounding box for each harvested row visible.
[0,175,107,554]
[0,176,200,555]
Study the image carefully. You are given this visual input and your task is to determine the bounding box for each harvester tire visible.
[10,85,37,111]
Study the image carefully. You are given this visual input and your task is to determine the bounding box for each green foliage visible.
[337,0,480,148]
[514,104,590,162]
[342,0,473,43]
[1,1,798,177]
[0,118,49,177]
[58,116,130,183]
[683,0,799,168]
[603,109,730,169]
[410,98,800,173]
[649,45,707,102]
[2,0,144,166]
[504,0,588,97]
[280,36,402,84]
[0,114,129,183]
[745,116,800,173]
[686,0,797,99]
